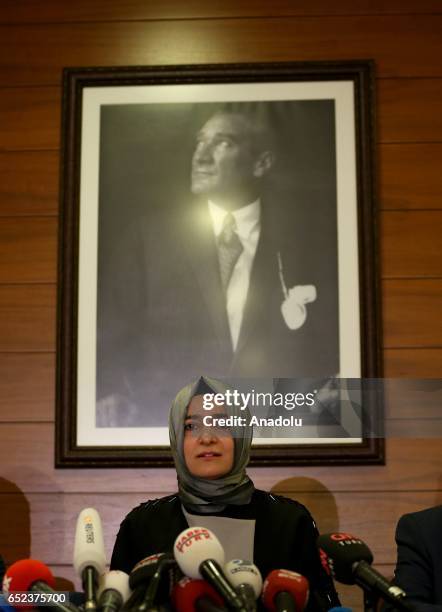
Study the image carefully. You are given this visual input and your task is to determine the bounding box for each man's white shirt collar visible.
[208,199,261,241]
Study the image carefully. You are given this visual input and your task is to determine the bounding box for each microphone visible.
[171,576,226,612]
[135,553,177,611]
[174,527,245,611]
[74,508,106,612]
[97,571,131,612]
[73,508,106,612]
[224,560,262,612]
[261,569,309,612]
[129,554,166,589]
[2,559,80,612]
[125,554,165,610]
[317,533,415,612]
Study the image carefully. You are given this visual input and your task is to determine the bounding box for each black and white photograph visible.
[96,98,340,425]
[56,62,381,466]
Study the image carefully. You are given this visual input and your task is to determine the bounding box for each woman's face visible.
[183,395,234,480]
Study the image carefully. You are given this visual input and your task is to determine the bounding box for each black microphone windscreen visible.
[129,554,166,589]
[317,533,373,585]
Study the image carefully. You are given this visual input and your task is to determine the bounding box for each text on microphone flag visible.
[175,528,212,553]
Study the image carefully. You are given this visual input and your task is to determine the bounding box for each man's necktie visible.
[218,212,243,291]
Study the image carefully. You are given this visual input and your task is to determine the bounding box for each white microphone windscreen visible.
[224,559,263,597]
[174,527,225,579]
[97,570,131,602]
[73,508,107,575]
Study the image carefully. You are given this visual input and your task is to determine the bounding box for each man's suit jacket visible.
[391,505,442,611]
[97,197,339,426]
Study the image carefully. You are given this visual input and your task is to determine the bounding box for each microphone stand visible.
[82,566,98,612]
[361,583,418,612]
[363,589,378,612]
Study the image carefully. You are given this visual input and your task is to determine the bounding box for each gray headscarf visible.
[169,376,255,513]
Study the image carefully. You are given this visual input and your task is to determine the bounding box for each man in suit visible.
[96,106,339,426]
[388,505,442,611]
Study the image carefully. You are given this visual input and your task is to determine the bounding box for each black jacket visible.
[110,489,340,610]
[389,505,442,612]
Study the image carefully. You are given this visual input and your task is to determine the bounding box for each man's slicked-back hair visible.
[213,102,276,155]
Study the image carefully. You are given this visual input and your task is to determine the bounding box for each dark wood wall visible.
[1,1,442,607]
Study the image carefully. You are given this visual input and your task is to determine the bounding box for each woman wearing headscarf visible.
[110,376,340,609]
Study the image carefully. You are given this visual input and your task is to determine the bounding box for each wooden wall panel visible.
[2,144,442,215]
[385,381,442,419]
[1,428,441,493]
[0,152,59,216]
[383,280,442,347]
[0,285,55,351]
[381,211,442,277]
[379,143,442,210]
[2,349,440,420]
[386,419,442,438]
[2,80,442,153]
[1,16,442,86]
[3,349,441,421]
[0,353,54,421]
[0,217,57,282]
[1,281,440,354]
[2,0,442,23]
[2,212,442,283]
[1,490,441,565]
[0,87,60,152]
[384,348,442,377]
[378,78,442,143]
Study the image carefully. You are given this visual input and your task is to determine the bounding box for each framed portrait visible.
[56,61,383,467]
